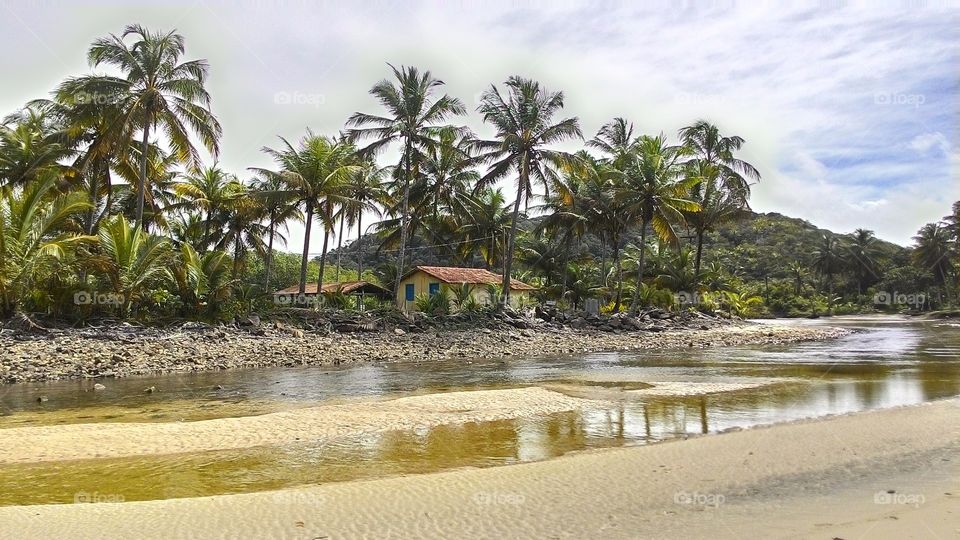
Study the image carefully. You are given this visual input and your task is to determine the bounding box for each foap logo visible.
[273,91,325,108]
[873,290,925,309]
[74,291,123,306]
[674,92,730,106]
[673,490,726,507]
[74,91,122,106]
[274,294,323,307]
[675,291,703,306]
[874,491,925,508]
[874,92,925,108]
[74,491,125,504]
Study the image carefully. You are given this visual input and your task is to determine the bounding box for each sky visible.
[1,0,958,251]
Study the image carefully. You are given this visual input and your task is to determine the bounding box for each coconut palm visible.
[166,242,232,317]
[616,135,700,311]
[95,214,170,315]
[0,174,93,316]
[249,170,300,290]
[913,222,954,303]
[845,228,879,298]
[174,166,241,251]
[678,120,758,288]
[458,187,512,269]
[255,132,359,294]
[337,163,386,282]
[347,65,466,299]
[66,24,221,227]
[473,76,582,306]
[812,234,844,314]
[213,182,269,279]
[683,161,750,291]
[0,107,73,191]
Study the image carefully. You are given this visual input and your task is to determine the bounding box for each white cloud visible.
[1,0,957,249]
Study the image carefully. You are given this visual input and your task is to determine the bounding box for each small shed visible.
[274,280,391,308]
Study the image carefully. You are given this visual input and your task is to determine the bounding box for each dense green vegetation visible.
[1,25,957,322]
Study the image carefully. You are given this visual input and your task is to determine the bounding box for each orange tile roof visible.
[407,266,536,291]
[274,280,389,296]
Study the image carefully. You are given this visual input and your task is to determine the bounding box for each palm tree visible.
[787,260,808,296]
[337,163,386,282]
[347,65,466,299]
[96,214,170,315]
[473,76,582,306]
[845,228,879,298]
[166,243,232,318]
[175,165,240,251]
[213,182,269,279]
[0,107,73,191]
[913,222,954,304]
[536,155,591,303]
[812,234,844,314]
[458,187,512,269]
[249,170,300,290]
[68,25,221,227]
[255,132,358,295]
[683,161,750,291]
[588,122,641,310]
[678,120,759,289]
[0,174,93,316]
[617,135,699,311]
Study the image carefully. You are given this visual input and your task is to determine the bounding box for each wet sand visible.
[0,387,599,463]
[1,398,956,539]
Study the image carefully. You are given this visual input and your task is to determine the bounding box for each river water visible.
[0,315,957,505]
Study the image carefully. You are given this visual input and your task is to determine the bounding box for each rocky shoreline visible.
[0,309,852,384]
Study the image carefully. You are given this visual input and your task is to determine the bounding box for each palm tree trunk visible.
[356,213,364,280]
[334,212,345,283]
[501,160,527,309]
[232,236,242,279]
[600,238,607,287]
[613,232,624,311]
[692,228,705,292]
[264,215,276,291]
[203,211,212,252]
[394,141,413,304]
[137,119,151,228]
[317,207,331,295]
[559,233,572,306]
[299,204,313,295]
[630,220,649,312]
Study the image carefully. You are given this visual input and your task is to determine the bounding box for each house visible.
[274,280,391,308]
[397,266,535,310]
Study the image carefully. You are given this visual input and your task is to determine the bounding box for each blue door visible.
[405,283,415,301]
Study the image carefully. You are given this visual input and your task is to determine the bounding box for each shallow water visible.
[0,315,957,505]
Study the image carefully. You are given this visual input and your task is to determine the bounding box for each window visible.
[405,283,415,301]
[428,283,440,296]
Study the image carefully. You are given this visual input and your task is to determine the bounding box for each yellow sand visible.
[0,387,598,463]
[0,399,956,539]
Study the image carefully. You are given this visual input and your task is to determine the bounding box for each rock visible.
[214,385,224,391]
[609,317,622,328]
[144,386,156,393]
[93,383,106,391]
[36,395,48,403]
[394,328,406,336]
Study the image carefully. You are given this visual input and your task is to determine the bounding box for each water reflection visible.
[0,315,957,504]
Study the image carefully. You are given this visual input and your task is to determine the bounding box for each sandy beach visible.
[0,397,955,539]
[0,387,599,463]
